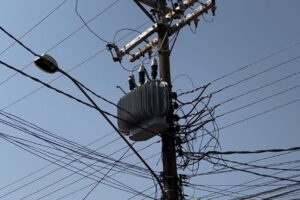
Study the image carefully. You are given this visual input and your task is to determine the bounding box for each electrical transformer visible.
[117,80,170,141]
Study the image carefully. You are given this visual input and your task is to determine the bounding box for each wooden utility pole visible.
[157,0,180,199]
[109,1,216,199]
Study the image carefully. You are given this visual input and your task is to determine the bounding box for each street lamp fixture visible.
[34,54,59,74]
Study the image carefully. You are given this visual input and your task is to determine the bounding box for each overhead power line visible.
[75,0,119,44]
[178,41,300,97]
[0,0,69,56]
[186,146,300,158]
[0,26,39,56]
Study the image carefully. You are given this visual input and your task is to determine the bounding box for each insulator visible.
[173,114,180,122]
[172,102,179,110]
[128,75,136,91]
[176,137,183,145]
[151,58,158,80]
[139,65,146,85]
[171,92,177,100]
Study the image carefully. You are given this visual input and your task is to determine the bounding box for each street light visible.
[33,53,164,197]
[34,54,58,74]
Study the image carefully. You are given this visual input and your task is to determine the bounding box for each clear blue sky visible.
[0,0,300,199]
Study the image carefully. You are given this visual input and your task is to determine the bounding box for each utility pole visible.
[157,0,179,199]
[109,1,216,199]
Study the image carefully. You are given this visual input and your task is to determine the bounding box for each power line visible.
[216,70,300,107]
[81,146,131,200]
[199,157,300,199]
[0,26,39,56]
[216,82,300,118]
[210,54,300,97]
[0,130,114,193]
[0,132,152,199]
[178,41,300,97]
[0,0,69,56]
[219,96,300,131]
[186,146,300,159]
[0,0,126,88]
[205,158,300,185]
[75,0,119,44]
[0,111,156,198]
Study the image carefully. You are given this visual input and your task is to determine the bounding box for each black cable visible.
[216,82,300,118]
[209,41,300,83]
[214,157,300,172]
[233,183,300,200]
[0,111,154,198]
[0,133,151,200]
[186,146,300,158]
[0,111,159,198]
[201,159,300,199]
[187,95,300,145]
[210,54,300,97]
[199,154,300,199]
[55,152,161,200]
[75,0,118,44]
[178,41,300,97]
[0,26,39,56]
[0,0,129,88]
[264,187,300,199]
[0,0,68,56]
[0,131,113,193]
[216,70,300,107]
[205,158,300,185]
[58,69,164,195]
[81,146,132,200]
[0,58,163,149]
[0,60,95,109]
[218,96,300,132]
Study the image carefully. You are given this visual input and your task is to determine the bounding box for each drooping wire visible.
[75,0,118,44]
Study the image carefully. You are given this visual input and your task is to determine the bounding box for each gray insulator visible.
[151,58,158,80]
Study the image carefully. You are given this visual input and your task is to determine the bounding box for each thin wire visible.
[216,82,300,118]
[178,41,300,97]
[113,28,142,44]
[0,0,69,56]
[0,0,123,88]
[75,0,118,44]
[0,60,95,110]
[59,69,164,195]
[219,96,300,131]
[211,41,300,84]
[199,153,300,199]
[216,70,300,107]
[210,54,300,96]
[205,158,300,184]
[0,131,113,193]
[0,132,150,199]
[82,146,132,200]
[211,156,300,172]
